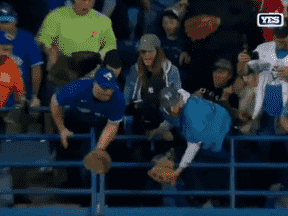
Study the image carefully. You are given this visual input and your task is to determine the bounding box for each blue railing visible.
[0,107,288,215]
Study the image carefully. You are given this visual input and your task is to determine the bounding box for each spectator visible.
[84,49,126,92]
[238,19,288,205]
[123,33,183,206]
[0,32,25,109]
[237,65,260,135]
[0,2,43,128]
[182,0,263,94]
[124,34,182,141]
[36,0,116,134]
[140,0,184,35]
[150,58,248,208]
[86,49,123,78]
[0,31,25,207]
[50,68,125,192]
[149,86,232,208]
[37,0,116,67]
[157,10,189,69]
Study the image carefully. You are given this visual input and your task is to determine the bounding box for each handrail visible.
[0,106,51,112]
[0,134,91,140]
[0,128,98,216]
[0,161,288,168]
[101,190,288,196]
[0,127,288,215]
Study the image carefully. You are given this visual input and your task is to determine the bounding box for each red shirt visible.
[254,0,285,42]
[0,57,25,108]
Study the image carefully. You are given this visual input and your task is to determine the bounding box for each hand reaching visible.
[60,128,74,149]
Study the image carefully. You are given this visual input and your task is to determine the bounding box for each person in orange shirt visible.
[0,31,25,108]
[253,0,288,42]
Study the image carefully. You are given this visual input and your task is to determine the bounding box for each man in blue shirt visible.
[0,2,43,122]
[51,67,126,153]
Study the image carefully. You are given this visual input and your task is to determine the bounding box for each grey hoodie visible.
[124,60,182,106]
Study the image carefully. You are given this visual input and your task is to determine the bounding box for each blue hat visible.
[0,3,17,23]
[0,31,12,45]
[94,68,119,91]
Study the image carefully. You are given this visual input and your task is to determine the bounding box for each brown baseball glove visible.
[148,148,178,184]
[185,15,221,41]
[83,149,112,174]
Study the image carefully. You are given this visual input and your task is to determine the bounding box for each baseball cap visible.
[0,2,17,23]
[0,31,12,45]
[213,59,233,74]
[94,68,119,91]
[138,34,161,52]
[103,49,123,69]
[162,10,179,21]
[160,86,182,110]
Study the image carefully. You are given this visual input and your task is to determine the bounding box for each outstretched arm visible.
[175,141,201,176]
[95,121,120,150]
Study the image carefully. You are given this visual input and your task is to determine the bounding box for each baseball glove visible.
[185,15,221,41]
[83,149,112,174]
[148,148,178,184]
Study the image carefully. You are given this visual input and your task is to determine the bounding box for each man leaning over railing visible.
[147,86,233,207]
[50,67,125,192]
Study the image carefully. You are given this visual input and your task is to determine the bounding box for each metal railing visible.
[0,127,98,216]
[0,107,288,215]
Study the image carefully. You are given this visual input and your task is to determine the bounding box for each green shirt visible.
[38,6,117,58]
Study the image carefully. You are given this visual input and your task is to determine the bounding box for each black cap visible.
[160,86,182,110]
[213,58,233,74]
[162,10,179,21]
[103,49,123,69]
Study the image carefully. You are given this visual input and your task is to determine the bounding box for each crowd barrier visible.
[0,107,288,215]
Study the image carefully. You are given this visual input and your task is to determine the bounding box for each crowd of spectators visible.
[1,0,288,209]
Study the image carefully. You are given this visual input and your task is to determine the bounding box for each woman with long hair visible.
[124,33,184,207]
[125,34,182,140]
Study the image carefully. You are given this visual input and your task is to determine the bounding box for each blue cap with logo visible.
[94,68,119,91]
[0,31,12,45]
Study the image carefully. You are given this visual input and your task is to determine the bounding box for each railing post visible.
[124,116,133,149]
[98,174,105,215]
[90,128,98,216]
[230,138,236,209]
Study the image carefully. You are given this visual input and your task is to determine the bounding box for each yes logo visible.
[257,13,284,27]
[103,72,113,81]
